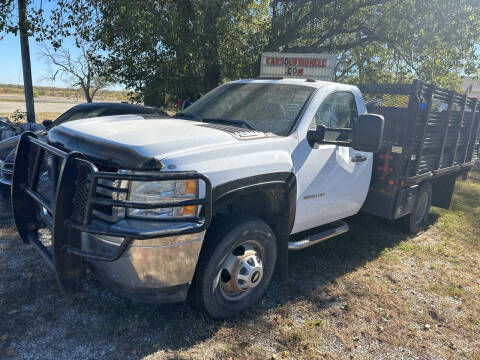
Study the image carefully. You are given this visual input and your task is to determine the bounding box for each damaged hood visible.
[48,115,242,169]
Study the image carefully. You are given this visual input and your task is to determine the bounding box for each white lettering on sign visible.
[260,52,336,81]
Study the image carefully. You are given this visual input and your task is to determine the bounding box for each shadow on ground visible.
[0,193,438,359]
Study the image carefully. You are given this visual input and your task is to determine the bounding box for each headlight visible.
[127,178,198,219]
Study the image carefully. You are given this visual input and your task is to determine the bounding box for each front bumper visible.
[83,232,205,303]
[11,132,212,299]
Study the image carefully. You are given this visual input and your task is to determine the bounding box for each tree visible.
[46,0,480,104]
[0,0,17,36]
[46,0,271,105]
[269,0,480,88]
[42,42,110,103]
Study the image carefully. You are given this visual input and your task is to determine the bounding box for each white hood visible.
[48,115,244,168]
[47,114,296,185]
[57,115,238,154]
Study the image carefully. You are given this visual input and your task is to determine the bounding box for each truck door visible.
[292,91,373,234]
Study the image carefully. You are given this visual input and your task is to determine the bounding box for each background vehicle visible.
[0,102,167,191]
[10,79,480,319]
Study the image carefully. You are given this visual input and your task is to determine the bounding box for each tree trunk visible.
[203,0,222,92]
[81,84,93,103]
[18,0,35,123]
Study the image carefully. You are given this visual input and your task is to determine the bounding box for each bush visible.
[11,109,27,127]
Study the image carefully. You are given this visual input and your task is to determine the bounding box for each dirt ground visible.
[0,96,80,114]
[0,170,479,360]
[0,94,121,114]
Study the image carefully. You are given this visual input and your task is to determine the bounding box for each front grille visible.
[71,161,92,223]
[28,146,125,224]
[92,178,128,222]
[33,150,61,207]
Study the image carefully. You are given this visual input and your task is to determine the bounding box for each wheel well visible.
[212,187,290,233]
[200,174,296,275]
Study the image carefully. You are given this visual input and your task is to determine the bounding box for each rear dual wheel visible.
[399,182,432,234]
[190,215,277,319]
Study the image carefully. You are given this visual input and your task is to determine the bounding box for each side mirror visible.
[307,124,352,147]
[306,124,326,146]
[352,114,384,152]
[42,119,53,128]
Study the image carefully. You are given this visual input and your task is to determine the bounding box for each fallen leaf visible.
[6,349,15,357]
[448,342,457,350]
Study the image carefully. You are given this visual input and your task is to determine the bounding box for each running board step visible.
[288,221,349,250]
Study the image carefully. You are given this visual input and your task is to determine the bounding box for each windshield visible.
[183,83,315,136]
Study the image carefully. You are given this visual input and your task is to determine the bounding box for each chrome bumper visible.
[82,231,205,302]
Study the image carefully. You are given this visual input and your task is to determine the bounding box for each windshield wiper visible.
[203,118,255,130]
[174,112,203,123]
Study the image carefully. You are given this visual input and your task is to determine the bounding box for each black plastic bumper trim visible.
[63,237,133,262]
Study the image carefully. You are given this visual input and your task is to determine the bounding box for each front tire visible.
[398,182,432,234]
[191,215,277,319]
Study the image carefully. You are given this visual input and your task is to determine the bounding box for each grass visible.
[0,170,479,359]
[0,83,127,101]
[0,98,25,103]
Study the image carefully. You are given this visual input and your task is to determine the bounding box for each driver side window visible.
[311,92,358,130]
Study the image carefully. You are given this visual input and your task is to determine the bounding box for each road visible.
[0,95,120,114]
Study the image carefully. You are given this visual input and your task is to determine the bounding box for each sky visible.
[0,0,122,90]
[0,34,83,87]
[0,0,85,88]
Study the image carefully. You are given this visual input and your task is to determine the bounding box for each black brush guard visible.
[11,132,212,293]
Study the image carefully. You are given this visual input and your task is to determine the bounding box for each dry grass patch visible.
[0,112,62,123]
[0,170,479,359]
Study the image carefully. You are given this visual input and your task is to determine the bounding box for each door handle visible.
[351,154,367,162]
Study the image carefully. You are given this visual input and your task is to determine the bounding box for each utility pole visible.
[18,0,35,123]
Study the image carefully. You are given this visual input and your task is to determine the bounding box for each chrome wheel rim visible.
[216,241,264,301]
[415,192,429,225]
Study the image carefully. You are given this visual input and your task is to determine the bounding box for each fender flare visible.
[211,172,297,275]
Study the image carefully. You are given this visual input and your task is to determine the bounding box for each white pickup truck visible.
[11,78,480,318]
